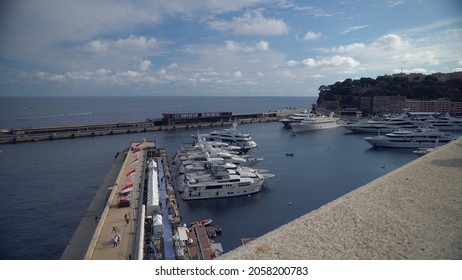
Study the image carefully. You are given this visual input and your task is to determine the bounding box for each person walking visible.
[112,236,118,247]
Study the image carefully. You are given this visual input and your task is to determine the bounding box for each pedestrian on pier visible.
[112,236,118,247]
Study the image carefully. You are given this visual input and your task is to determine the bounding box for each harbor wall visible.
[220,138,462,259]
[0,109,303,144]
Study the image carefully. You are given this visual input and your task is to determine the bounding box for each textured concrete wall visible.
[221,138,462,260]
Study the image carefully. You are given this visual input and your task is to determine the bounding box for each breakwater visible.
[0,110,301,144]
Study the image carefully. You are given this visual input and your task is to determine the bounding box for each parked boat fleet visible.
[280,109,460,151]
[172,123,274,201]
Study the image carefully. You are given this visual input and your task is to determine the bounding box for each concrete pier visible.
[221,138,462,259]
[61,140,156,260]
[0,109,301,144]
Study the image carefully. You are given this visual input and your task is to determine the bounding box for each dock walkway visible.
[60,151,125,259]
[158,158,176,260]
[61,140,156,260]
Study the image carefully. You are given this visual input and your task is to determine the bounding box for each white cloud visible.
[372,34,409,51]
[403,51,439,65]
[225,40,241,52]
[300,56,360,69]
[303,31,322,41]
[387,0,405,7]
[113,35,158,50]
[224,40,270,52]
[256,41,270,51]
[80,35,158,55]
[117,70,143,78]
[330,43,366,53]
[394,67,428,74]
[81,40,108,54]
[208,10,288,35]
[286,60,299,67]
[139,60,152,71]
[340,25,369,34]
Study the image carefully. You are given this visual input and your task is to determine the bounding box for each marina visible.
[61,122,273,259]
[61,139,225,260]
[2,96,462,260]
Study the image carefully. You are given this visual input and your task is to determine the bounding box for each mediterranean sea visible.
[1,96,453,260]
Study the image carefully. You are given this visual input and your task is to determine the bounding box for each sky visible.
[0,0,461,97]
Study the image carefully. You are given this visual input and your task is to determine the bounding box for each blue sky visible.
[0,0,461,96]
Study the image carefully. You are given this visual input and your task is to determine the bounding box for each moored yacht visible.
[193,122,257,153]
[343,113,424,133]
[290,112,343,133]
[422,113,462,131]
[279,108,309,128]
[364,127,455,148]
[179,163,268,200]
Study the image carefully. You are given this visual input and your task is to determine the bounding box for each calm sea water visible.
[0,96,436,259]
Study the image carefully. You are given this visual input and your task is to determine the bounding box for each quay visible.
[61,140,158,259]
[0,109,303,144]
[61,138,220,260]
[220,137,462,259]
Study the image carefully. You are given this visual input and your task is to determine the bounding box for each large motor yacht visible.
[422,113,462,131]
[290,111,343,133]
[179,163,268,200]
[279,108,310,128]
[343,113,424,133]
[364,127,456,148]
[194,122,257,153]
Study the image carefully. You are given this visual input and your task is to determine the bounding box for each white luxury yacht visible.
[343,113,424,133]
[422,113,462,131]
[193,122,257,153]
[173,141,262,170]
[364,127,456,148]
[290,111,343,133]
[279,108,310,128]
[179,163,268,200]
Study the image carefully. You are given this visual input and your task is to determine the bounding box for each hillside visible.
[317,73,462,109]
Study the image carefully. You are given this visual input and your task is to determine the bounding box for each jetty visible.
[0,109,303,144]
[61,138,222,260]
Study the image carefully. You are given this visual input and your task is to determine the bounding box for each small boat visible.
[191,218,212,226]
[209,224,222,234]
[206,226,217,238]
[286,153,294,157]
[413,147,438,156]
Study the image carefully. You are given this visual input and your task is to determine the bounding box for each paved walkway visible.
[61,151,125,260]
[63,141,155,260]
[87,143,145,260]
[158,158,176,260]
[221,138,462,259]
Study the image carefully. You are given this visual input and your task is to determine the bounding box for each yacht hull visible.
[180,181,263,200]
[290,122,342,133]
[364,137,451,148]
